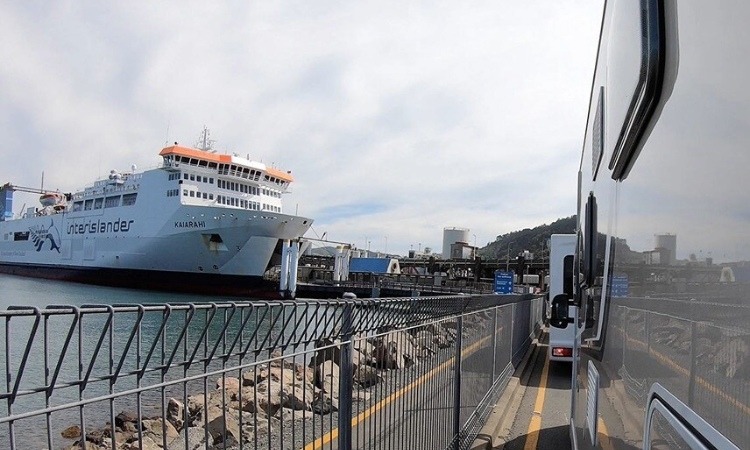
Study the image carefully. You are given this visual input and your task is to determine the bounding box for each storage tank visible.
[655,233,677,265]
[443,227,470,259]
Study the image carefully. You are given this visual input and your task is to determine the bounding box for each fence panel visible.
[1,294,541,450]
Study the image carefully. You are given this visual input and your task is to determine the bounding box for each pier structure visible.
[278,238,301,299]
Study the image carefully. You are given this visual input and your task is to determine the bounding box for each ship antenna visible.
[196,126,215,152]
[164,121,171,146]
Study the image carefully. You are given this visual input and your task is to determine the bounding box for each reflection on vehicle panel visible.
[572,1,748,449]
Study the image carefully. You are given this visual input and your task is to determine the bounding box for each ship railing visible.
[0,294,543,450]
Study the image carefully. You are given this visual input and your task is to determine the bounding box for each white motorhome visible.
[566,1,747,448]
[547,234,576,362]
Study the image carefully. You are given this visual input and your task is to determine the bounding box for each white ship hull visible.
[0,206,311,295]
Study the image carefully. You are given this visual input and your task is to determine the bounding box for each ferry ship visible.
[0,131,313,296]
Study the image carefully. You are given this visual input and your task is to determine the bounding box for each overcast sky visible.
[0,1,603,256]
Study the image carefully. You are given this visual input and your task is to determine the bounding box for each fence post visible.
[492,307,498,382]
[688,320,697,406]
[453,314,463,450]
[338,302,353,450]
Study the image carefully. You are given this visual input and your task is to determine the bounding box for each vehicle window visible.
[607,0,665,180]
[563,255,574,296]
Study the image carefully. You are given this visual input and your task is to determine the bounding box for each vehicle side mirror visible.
[549,294,570,328]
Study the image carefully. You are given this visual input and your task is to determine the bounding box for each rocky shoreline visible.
[59,316,473,450]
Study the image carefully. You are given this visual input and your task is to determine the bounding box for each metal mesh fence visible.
[1,294,542,450]
[615,299,750,449]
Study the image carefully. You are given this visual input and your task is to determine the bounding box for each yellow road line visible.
[523,349,549,450]
[597,417,614,450]
[303,332,496,450]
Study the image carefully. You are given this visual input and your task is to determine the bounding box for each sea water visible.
[0,273,327,447]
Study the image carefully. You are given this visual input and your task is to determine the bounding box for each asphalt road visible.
[501,336,573,450]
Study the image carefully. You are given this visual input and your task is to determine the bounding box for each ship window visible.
[183,173,188,180]
[84,199,94,211]
[198,160,207,167]
[189,191,195,198]
[183,189,188,196]
[202,192,207,199]
[104,196,120,208]
[209,193,214,200]
[73,201,83,212]
[208,162,216,169]
[209,178,214,184]
[122,193,137,206]
[190,175,195,181]
[94,198,103,209]
[14,231,29,241]
[189,158,198,166]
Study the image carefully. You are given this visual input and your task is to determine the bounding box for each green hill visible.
[479,216,577,260]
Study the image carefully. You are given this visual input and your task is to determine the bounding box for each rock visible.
[315,360,341,396]
[414,330,435,348]
[241,367,265,386]
[140,418,179,446]
[268,365,298,386]
[714,337,749,378]
[353,390,371,402]
[123,435,161,450]
[84,428,106,445]
[62,440,100,450]
[215,376,241,392]
[255,379,284,416]
[115,411,138,430]
[239,412,273,441]
[353,333,375,360]
[167,427,209,450]
[167,398,185,431]
[354,365,381,388]
[281,380,314,411]
[274,407,314,422]
[311,391,339,415]
[114,430,136,446]
[204,409,242,447]
[373,340,407,369]
[61,425,82,439]
[186,394,206,417]
[308,338,343,368]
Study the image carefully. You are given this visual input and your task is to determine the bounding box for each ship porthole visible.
[213,265,218,270]
[198,266,204,271]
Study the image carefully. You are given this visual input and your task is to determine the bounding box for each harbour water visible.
[0,273,329,447]
[0,273,247,310]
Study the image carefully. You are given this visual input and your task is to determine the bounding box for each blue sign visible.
[494,271,514,294]
[610,274,629,298]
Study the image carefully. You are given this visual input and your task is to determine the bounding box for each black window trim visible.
[608,0,666,180]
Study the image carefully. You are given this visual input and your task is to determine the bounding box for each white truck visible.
[547,234,576,362]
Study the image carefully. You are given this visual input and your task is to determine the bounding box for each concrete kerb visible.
[470,334,543,450]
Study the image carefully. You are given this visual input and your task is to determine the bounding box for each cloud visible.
[0,0,604,254]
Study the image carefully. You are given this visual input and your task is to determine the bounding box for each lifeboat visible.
[39,192,67,210]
